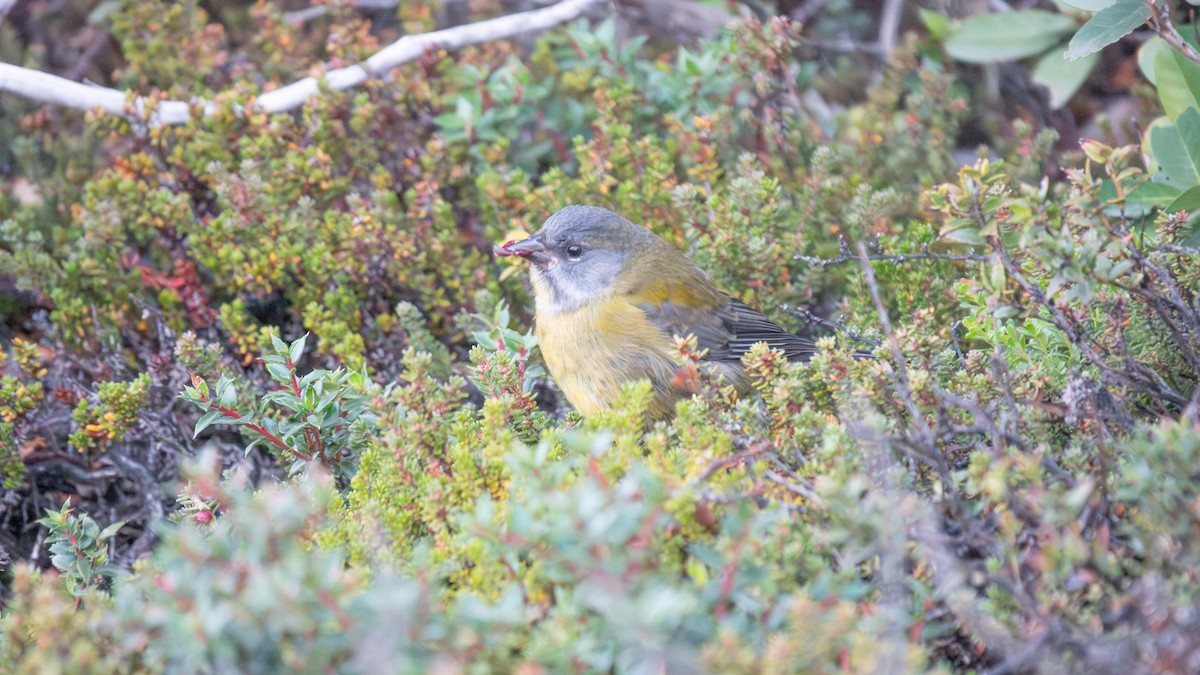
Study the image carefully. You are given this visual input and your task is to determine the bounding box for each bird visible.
[494,205,823,419]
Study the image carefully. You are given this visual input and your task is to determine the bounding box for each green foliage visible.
[112,464,371,673]
[68,373,151,453]
[0,567,146,674]
[0,421,20,490]
[947,10,1078,63]
[941,1,1160,111]
[0,339,48,488]
[35,502,125,598]
[180,333,376,482]
[1066,0,1152,61]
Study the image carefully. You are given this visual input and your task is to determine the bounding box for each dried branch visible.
[794,237,990,266]
[1111,239,1200,375]
[856,242,948,481]
[796,0,907,60]
[0,0,602,126]
[282,0,400,27]
[779,304,882,349]
[950,320,967,366]
[992,235,1189,407]
[762,469,821,502]
[1148,0,1200,69]
[1158,243,1200,256]
[790,0,834,24]
[876,0,905,58]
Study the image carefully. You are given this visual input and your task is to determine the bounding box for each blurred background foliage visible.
[1,0,1200,672]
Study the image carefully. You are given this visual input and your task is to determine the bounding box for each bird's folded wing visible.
[636,293,817,364]
[724,299,817,361]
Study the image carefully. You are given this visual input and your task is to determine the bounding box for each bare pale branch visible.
[0,0,602,126]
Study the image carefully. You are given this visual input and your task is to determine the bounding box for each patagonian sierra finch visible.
[495,205,823,419]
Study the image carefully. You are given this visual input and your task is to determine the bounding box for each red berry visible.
[194,509,213,525]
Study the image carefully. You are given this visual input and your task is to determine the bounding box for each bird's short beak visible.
[494,236,550,265]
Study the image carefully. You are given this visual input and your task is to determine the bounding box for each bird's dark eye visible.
[565,244,583,259]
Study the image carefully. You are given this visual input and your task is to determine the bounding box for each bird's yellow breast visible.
[534,294,679,418]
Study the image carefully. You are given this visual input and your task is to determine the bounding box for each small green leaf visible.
[1098,179,1159,217]
[945,11,1076,63]
[1149,111,1200,187]
[434,112,464,131]
[262,391,303,412]
[289,333,308,365]
[84,0,126,26]
[1058,0,1116,10]
[1166,184,1200,213]
[1065,0,1150,60]
[919,9,951,41]
[218,382,237,409]
[245,437,265,456]
[1138,36,1169,85]
[48,540,73,557]
[941,226,985,245]
[1155,48,1200,120]
[1032,46,1099,108]
[1125,180,1183,208]
[456,97,474,133]
[193,409,226,437]
[98,520,126,540]
[1177,107,1200,170]
[940,215,986,245]
[266,361,291,383]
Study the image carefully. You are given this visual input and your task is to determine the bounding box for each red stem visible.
[288,363,323,458]
[714,524,750,621]
[201,396,298,456]
[288,361,302,398]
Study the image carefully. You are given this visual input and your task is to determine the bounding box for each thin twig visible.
[283,0,400,26]
[790,0,834,24]
[877,0,905,58]
[1158,243,1200,255]
[799,36,887,58]
[794,237,989,266]
[797,250,991,265]
[856,242,946,481]
[64,29,113,82]
[950,320,967,367]
[796,0,906,61]
[282,6,333,25]
[686,442,769,486]
[992,236,1188,406]
[780,305,882,349]
[979,626,1055,675]
[762,469,820,502]
[1148,0,1200,68]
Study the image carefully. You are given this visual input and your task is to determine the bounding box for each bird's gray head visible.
[494,205,654,314]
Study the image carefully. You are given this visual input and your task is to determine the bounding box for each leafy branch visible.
[180,333,376,482]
